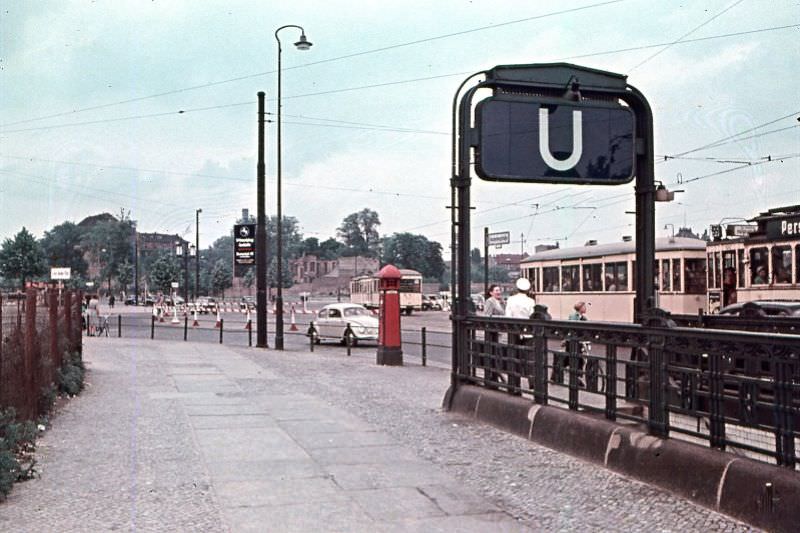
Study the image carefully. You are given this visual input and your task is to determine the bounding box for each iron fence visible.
[0,290,82,420]
[456,315,800,469]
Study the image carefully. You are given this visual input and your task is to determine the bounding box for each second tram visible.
[349,269,423,315]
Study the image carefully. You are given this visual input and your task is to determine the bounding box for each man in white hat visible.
[503,277,536,395]
[505,277,536,319]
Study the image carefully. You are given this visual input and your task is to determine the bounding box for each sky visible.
[1,0,798,259]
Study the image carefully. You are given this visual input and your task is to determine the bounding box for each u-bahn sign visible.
[233,224,256,266]
[475,96,636,184]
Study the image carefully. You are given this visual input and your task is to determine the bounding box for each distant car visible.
[718,301,800,318]
[240,296,255,310]
[425,294,443,311]
[124,295,136,305]
[144,294,156,306]
[311,303,379,345]
[195,297,217,314]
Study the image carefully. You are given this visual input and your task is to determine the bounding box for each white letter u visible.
[538,108,583,171]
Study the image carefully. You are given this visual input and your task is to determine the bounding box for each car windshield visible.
[343,307,369,317]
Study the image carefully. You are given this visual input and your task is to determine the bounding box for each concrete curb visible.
[445,384,800,532]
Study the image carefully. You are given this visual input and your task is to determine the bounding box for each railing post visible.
[248,320,253,347]
[49,291,59,370]
[118,314,122,338]
[219,318,224,344]
[307,323,316,352]
[647,333,669,438]
[421,327,427,367]
[533,324,548,405]
[345,322,353,356]
[708,351,726,449]
[774,360,796,468]
[24,288,37,420]
[150,314,155,339]
[183,313,188,341]
[605,344,617,421]
[566,338,579,410]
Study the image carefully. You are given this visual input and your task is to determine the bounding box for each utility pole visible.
[134,233,139,305]
[483,227,489,296]
[256,92,269,348]
[195,208,202,300]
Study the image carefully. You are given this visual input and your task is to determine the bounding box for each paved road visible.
[0,337,752,531]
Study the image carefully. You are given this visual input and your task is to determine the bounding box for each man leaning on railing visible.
[503,278,536,395]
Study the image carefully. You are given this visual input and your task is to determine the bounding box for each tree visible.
[40,221,88,279]
[211,259,233,297]
[117,260,134,293]
[148,253,180,294]
[381,232,445,280]
[318,237,345,260]
[0,228,46,288]
[82,210,135,292]
[337,208,380,257]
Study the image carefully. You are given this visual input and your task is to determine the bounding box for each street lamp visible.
[274,24,312,350]
[195,208,202,301]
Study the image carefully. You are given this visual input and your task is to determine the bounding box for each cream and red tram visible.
[519,237,707,322]
[706,205,800,313]
[349,268,423,315]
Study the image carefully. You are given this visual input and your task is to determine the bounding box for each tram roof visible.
[520,237,706,264]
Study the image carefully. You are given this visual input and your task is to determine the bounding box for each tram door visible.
[722,251,738,307]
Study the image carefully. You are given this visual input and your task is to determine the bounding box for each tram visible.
[706,205,800,313]
[349,268,423,315]
[519,237,708,322]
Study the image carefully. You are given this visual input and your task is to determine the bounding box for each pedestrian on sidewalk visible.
[482,284,505,389]
[504,278,536,395]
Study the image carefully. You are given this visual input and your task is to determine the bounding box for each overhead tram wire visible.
[662,120,800,160]
[628,0,747,71]
[0,0,626,129]
[1,25,794,134]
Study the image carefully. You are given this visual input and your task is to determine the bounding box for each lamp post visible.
[274,24,312,351]
[195,208,202,301]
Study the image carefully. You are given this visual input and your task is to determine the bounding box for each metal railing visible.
[456,315,800,468]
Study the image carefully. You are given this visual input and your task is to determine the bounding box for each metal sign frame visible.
[448,63,656,396]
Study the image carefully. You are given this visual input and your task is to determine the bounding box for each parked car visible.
[311,303,379,345]
[718,300,800,317]
[195,297,217,314]
[425,294,443,311]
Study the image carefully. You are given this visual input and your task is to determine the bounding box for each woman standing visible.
[482,284,505,389]
[483,284,505,317]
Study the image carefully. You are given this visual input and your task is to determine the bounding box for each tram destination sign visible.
[475,96,636,185]
[766,215,800,239]
[233,224,256,266]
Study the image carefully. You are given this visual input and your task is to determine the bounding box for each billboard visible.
[233,224,256,271]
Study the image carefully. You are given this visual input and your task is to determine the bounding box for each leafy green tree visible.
[381,232,445,280]
[0,227,46,288]
[82,210,135,291]
[117,260,134,293]
[148,253,180,294]
[337,208,380,257]
[211,259,233,297]
[318,237,344,260]
[40,221,88,278]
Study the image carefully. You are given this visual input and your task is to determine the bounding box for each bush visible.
[57,351,85,396]
[0,408,37,499]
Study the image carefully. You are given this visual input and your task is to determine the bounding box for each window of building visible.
[654,260,660,290]
[543,267,560,292]
[772,245,792,284]
[672,258,681,292]
[561,265,580,292]
[750,247,769,284]
[582,264,602,292]
[661,259,671,292]
[604,262,627,291]
[684,258,707,294]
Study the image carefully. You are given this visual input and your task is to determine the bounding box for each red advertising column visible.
[377,264,403,366]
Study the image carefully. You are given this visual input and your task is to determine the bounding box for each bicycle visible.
[95,315,110,337]
[552,341,606,393]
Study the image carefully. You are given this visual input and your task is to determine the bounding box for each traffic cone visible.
[192,308,199,327]
[214,308,222,328]
[290,304,298,331]
[244,307,252,330]
[171,304,180,324]
[159,304,165,322]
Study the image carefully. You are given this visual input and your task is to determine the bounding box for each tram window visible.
[737,249,746,287]
[561,265,579,292]
[631,260,636,291]
[772,246,792,284]
[662,259,671,291]
[684,258,707,294]
[797,245,800,284]
[714,252,721,289]
[604,262,627,291]
[530,268,540,292]
[672,258,681,292]
[654,261,660,290]
[750,247,769,284]
[582,264,602,292]
[543,267,559,292]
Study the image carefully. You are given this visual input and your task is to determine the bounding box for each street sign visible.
[171,282,179,289]
[50,267,71,280]
[725,224,757,238]
[487,231,511,246]
[233,224,256,266]
[475,96,635,184]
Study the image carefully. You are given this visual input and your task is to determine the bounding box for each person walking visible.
[558,301,588,387]
[87,294,100,336]
[504,278,536,395]
[482,284,505,389]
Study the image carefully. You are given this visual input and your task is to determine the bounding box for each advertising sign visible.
[50,267,71,280]
[233,224,256,266]
[475,97,636,184]
[487,231,511,246]
[766,216,800,240]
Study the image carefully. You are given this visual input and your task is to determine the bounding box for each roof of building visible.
[520,237,706,264]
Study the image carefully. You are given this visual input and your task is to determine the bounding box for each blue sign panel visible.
[475,97,636,184]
